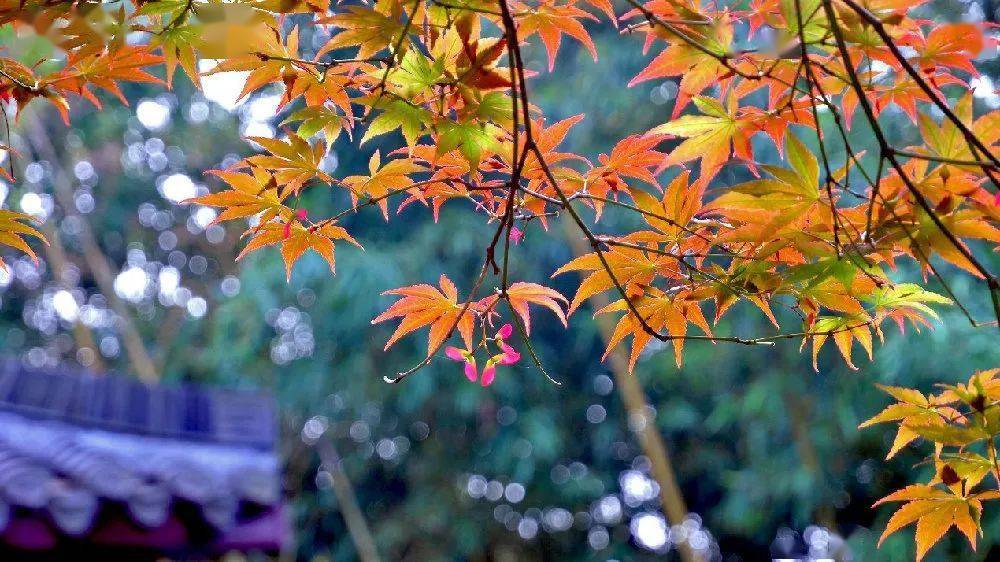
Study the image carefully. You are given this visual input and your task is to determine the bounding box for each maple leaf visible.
[155,26,201,89]
[936,369,1000,410]
[244,134,333,196]
[236,220,360,281]
[205,23,302,103]
[37,1,129,58]
[478,282,568,334]
[139,0,203,89]
[317,0,407,61]
[627,15,734,117]
[373,274,475,357]
[464,91,515,130]
[901,23,984,76]
[285,67,356,118]
[863,283,951,332]
[626,170,704,240]
[395,145,498,219]
[451,34,512,91]
[874,484,986,560]
[597,288,712,371]
[341,150,425,219]
[902,422,989,448]
[650,95,750,185]
[936,453,993,490]
[519,114,589,176]
[779,0,828,44]
[585,134,667,217]
[187,167,288,225]
[513,114,590,218]
[44,45,164,108]
[0,210,47,270]
[709,134,832,245]
[436,119,503,168]
[387,50,446,99]
[579,0,616,22]
[553,240,673,315]
[693,261,781,328]
[860,384,964,459]
[807,314,873,371]
[0,57,70,121]
[829,58,960,127]
[736,99,817,155]
[282,106,351,145]
[870,154,1000,277]
[915,96,1000,175]
[362,99,432,146]
[515,0,598,71]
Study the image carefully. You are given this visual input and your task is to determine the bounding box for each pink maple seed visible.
[481,363,497,387]
[464,361,479,383]
[500,343,520,365]
[496,323,514,340]
[445,346,478,382]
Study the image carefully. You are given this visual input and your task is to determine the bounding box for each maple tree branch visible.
[792,48,885,278]
[865,145,886,241]
[495,0,676,344]
[595,237,742,278]
[318,177,482,227]
[870,183,995,328]
[793,0,841,257]
[835,0,1000,179]
[621,0,736,69]
[0,67,40,92]
[620,18,713,32]
[889,149,1000,170]
[621,0,818,101]
[517,184,733,249]
[255,53,390,70]
[823,0,1000,329]
[432,0,504,16]
[490,0,816,354]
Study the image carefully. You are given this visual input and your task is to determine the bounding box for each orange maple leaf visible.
[373,275,476,357]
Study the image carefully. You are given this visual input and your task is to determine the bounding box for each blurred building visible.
[0,359,287,561]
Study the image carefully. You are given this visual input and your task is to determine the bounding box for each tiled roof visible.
[0,360,288,555]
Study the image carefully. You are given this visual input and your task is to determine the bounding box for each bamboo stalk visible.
[782,389,837,529]
[315,438,382,562]
[21,110,159,382]
[38,219,107,372]
[562,220,698,562]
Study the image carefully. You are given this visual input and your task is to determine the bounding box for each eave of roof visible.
[0,360,288,554]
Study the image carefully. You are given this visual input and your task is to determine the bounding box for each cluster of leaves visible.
[862,369,1000,560]
[1,0,998,556]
